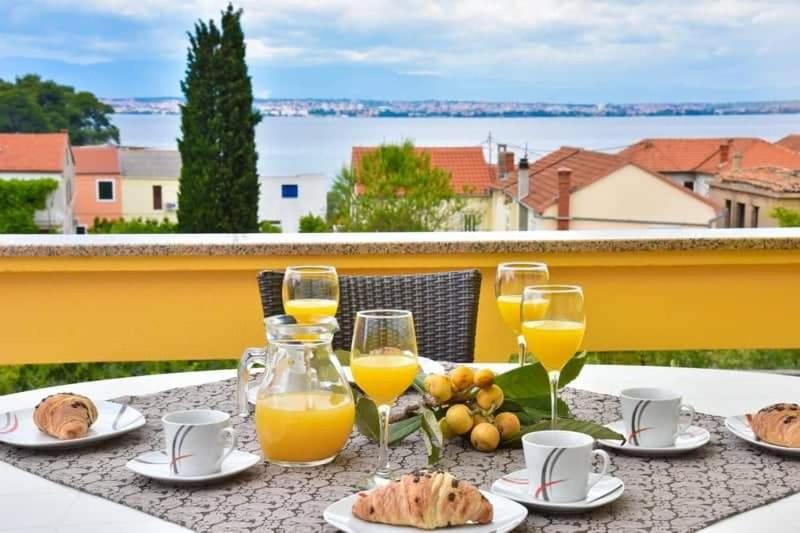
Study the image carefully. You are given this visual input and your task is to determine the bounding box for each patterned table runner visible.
[1,378,799,533]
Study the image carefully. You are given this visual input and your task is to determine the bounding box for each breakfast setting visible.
[1,263,800,532]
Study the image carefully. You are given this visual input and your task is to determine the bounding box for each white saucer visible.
[725,415,800,457]
[126,449,261,483]
[323,489,527,533]
[0,401,146,449]
[597,420,710,456]
[491,469,624,513]
[248,356,445,405]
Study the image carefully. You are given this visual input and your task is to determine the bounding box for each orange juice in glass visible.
[350,354,419,405]
[282,266,339,324]
[495,262,549,366]
[521,285,586,429]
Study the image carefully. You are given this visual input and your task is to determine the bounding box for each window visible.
[281,184,299,198]
[752,205,760,228]
[683,181,694,191]
[724,200,732,227]
[76,225,88,235]
[153,185,163,210]
[463,212,480,231]
[735,202,746,228]
[96,180,114,201]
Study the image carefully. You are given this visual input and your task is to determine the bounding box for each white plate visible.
[323,489,527,533]
[126,449,261,483]
[725,415,800,456]
[491,469,624,513]
[597,420,710,456]
[247,356,445,405]
[0,400,145,449]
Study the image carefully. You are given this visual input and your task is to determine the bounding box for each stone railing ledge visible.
[2,228,800,257]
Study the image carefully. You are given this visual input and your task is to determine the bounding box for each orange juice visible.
[350,355,418,405]
[521,320,585,372]
[255,391,354,463]
[284,298,338,324]
[496,295,550,334]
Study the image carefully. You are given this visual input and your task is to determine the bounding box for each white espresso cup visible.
[620,387,696,448]
[522,430,611,503]
[162,409,238,476]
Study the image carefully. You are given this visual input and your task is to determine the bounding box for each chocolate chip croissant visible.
[352,471,493,529]
[33,393,98,440]
[747,403,800,448]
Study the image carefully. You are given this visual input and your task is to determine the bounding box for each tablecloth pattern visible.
[2,377,800,533]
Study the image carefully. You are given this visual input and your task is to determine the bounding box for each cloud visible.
[0,33,126,64]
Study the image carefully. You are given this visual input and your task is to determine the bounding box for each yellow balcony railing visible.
[1,229,800,365]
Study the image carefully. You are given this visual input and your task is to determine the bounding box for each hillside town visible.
[2,131,799,234]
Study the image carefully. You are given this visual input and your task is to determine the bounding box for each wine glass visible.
[495,262,549,367]
[350,310,418,488]
[521,285,586,429]
[282,266,339,324]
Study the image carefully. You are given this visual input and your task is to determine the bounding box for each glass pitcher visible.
[237,315,355,467]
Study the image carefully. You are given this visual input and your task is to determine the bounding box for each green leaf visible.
[420,407,443,465]
[503,419,623,446]
[502,396,571,424]
[495,357,586,399]
[412,371,427,394]
[355,396,423,445]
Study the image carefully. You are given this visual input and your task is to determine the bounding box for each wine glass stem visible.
[375,403,392,479]
[517,335,526,368]
[548,370,560,429]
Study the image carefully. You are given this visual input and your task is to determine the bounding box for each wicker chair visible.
[257,270,481,363]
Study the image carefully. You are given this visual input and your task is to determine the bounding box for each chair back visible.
[257,270,482,362]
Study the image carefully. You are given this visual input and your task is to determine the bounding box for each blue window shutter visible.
[281,184,299,198]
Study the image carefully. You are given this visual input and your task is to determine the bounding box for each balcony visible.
[1,228,799,366]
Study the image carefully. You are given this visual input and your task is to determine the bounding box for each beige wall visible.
[121,178,179,221]
[539,165,718,230]
[710,184,800,228]
[447,196,493,231]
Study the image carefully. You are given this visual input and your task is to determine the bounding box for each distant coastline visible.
[104,97,800,119]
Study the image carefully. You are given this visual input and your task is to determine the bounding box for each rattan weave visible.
[257,270,481,362]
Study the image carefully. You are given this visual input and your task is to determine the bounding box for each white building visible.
[258,174,328,233]
[0,132,75,233]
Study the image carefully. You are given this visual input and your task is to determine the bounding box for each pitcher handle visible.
[237,346,267,417]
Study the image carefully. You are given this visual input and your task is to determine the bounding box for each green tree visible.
[0,75,119,145]
[178,3,261,233]
[91,217,178,234]
[771,206,800,227]
[0,178,59,233]
[327,141,464,231]
[299,213,330,233]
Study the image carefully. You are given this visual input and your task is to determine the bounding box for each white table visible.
[0,364,797,533]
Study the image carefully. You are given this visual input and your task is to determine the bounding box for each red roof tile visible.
[617,138,761,173]
[496,146,719,212]
[0,133,69,172]
[351,146,492,195]
[716,166,800,193]
[618,137,800,174]
[73,146,120,175]
[777,134,800,153]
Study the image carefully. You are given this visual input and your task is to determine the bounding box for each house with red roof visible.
[0,132,75,233]
[73,146,122,232]
[777,134,800,153]
[711,166,800,228]
[490,147,722,231]
[351,146,494,230]
[618,138,800,197]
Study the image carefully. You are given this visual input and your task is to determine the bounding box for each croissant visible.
[352,471,493,529]
[747,403,800,448]
[33,393,98,440]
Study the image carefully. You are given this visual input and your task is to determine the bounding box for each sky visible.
[1,0,800,103]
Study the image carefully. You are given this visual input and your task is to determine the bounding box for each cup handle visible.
[216,427,238,469]
[587,449,611,491]
[677,404,696,436]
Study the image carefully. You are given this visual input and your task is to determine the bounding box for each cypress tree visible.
[178,4,261,232]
